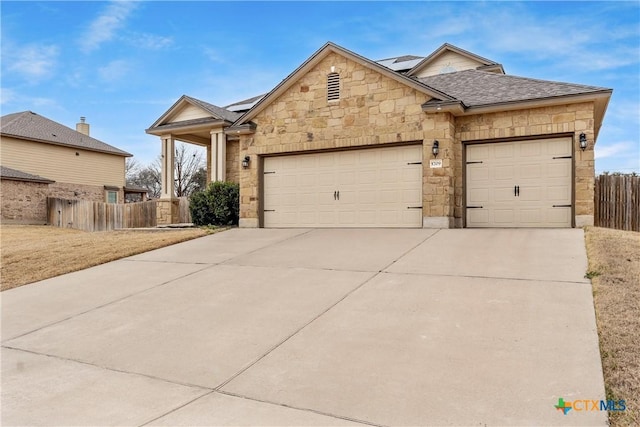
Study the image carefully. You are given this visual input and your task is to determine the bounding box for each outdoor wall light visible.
[242,155,251,168]
[432,140,440,157]
[579,133,588,151]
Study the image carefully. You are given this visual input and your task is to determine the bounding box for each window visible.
[327,72,340,101]
[106,191,118,204]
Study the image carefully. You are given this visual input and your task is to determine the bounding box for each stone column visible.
[160,135,175,199]
[216,132,226,182]
[209,130,218,183]
[422,112,456,228]
[157,134,179,225]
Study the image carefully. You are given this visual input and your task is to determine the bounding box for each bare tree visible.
[173,143,205,197]
[126,142,205,198]
[125,158,141,181]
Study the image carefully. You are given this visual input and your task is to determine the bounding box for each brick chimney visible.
[76,116,90,136]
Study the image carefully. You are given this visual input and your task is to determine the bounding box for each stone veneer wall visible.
[226,140,240,184]
[236,49,598,228]
[239,52,431,226]
[0,180,51,224]
[454,101,596,226]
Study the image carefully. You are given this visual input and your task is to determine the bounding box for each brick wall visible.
[1,179,50,224]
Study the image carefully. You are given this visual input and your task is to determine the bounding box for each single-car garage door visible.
[466,137,572,227]
[263,145,422,228]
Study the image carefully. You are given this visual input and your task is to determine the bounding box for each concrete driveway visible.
[1,228,606,426]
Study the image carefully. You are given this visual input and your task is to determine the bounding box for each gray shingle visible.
[184,96,241,123]
[418,70,610,107]
[0,165,54,183]
[1,111,131,156]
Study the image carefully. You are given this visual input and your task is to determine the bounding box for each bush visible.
[189,181,240,226]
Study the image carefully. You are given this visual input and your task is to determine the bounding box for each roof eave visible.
[459,90,613,116]
[145,119,230,136]
[0,133,132,157]
[422,101,466,114]
[225,123,257,135]
[0,176,55,184]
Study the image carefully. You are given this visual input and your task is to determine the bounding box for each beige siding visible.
[169,104,211,123]
[0,136,125,187]
[414,51,484,77]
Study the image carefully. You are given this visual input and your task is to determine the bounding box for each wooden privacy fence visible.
[594,174,639,232]
[47,197,192,232]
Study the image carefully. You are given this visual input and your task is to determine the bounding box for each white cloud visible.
[126,33,174,50]
[0,87,57,108]
[80,1,138,52]
[98,59,131,82]
[595,142,634,159]
[5,43,59,81]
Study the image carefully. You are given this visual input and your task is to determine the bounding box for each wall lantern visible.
[242,155,251,168]
[432,140,440,157]
[579,133,588,151]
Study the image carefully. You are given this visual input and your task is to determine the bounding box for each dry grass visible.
[0,225,218,291]
[585,226,640,426]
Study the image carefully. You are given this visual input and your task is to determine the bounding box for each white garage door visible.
[466,137,572,227]
[263,145,422,228]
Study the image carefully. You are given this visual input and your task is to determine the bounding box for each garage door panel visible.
[264,145,422,228]
[466,138,572,228]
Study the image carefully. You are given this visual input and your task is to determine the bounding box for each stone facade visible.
[226,139,240,184]
[156,198,180,225]
[454,102,595,227]
[239,52,431,225]
[0,180,51,224]
[236,53,599,228]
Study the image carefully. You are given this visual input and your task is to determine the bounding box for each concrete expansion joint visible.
[1,265,214,343]
[138,391,216,427]
[2,345,212,392]
[213,271,379,392]
[122,259,216,266]
[222,229,315,264]
[381,270,591,285]
[214,390,383,427]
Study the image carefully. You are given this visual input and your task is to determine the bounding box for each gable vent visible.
[327,72,340,101]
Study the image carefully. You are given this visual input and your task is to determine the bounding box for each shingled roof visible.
[1,111,131,157]
[418,70,611,108]
[0,165,54,183]
[184,96,241,123]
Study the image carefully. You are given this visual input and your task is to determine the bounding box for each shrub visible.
[189,181,239,226]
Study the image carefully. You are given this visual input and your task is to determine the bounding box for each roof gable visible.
[0,111,131,157]
[407,43,504,78]
[147,95,241,132]
[232,42,454,127]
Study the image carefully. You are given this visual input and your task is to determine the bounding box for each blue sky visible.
[2,1,639,173]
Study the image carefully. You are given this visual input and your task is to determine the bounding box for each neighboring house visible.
[147,42,612,228]
[0,166,54,224]
[1,111,132,223]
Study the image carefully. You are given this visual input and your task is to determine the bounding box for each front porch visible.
[146,95,242,224]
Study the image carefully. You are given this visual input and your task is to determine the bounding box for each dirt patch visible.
[0,225,219,291]
[585,226,640,426]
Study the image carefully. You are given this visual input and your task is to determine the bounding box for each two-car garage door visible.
[263,145,422,228]
[466,137,573,227]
